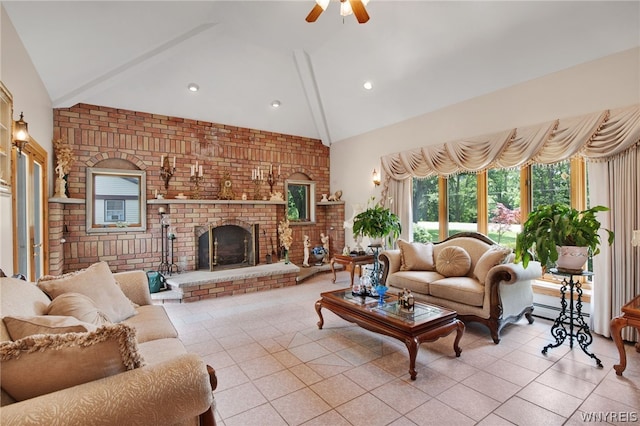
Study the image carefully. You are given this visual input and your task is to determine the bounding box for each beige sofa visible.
[380,232,542,343]
[0,263,216,426]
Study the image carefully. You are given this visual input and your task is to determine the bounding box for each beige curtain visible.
[381,105,640,177]
[380,104,640,340]
[589,145,640,341]
[380,173,412,243]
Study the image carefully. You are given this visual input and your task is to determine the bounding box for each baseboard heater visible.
[532,301,591,321]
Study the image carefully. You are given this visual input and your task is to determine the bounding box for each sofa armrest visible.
[114,270,153,306]
[486,261,543,286]
[1,353,213,426]
[379,250,402,285]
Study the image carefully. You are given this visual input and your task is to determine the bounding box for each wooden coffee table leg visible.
[350,262,356,287]
[330,258,337,283]
[406,337,419,380]
[611,315,628,375]
[315,299,324,329]
[453,319,464,357]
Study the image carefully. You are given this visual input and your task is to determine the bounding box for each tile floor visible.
[162,273,640,426]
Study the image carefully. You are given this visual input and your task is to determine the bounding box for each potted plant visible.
[352,198,402,247]
[514,203,614,271]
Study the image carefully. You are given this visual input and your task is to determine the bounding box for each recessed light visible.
[187,83,199,92]
[363,81,373,90]
[271,100,281,108]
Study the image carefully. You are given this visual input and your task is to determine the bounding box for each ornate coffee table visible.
[315,288,464,380]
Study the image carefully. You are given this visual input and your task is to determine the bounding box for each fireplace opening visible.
[198,223,259,271]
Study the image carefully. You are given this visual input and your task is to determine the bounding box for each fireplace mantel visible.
[147,199,286,206]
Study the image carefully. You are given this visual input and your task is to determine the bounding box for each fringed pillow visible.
[3,315,97,341]
[0,323,145,401]
[38,261,137,322]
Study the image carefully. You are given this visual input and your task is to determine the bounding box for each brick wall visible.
[51,103,344,273]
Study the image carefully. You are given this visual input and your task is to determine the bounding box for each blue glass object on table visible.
[375,285,388,305]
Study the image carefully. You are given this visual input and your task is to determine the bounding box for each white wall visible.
[0,5,53,274]
[331,47,640,247]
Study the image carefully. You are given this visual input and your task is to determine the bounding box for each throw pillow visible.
[398,239,435,271]
[46,292,112,326]
[435,246,472,277]
[38,261,137,323]
[0,323,145,401]
[473,245,513,284]
[3,315,97,340]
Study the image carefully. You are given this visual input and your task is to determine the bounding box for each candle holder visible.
[252,177,263,200]
[266,164,280,195]
[160,156,176,190]
[190,174,205,199]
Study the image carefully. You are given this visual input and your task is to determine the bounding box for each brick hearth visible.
[163,262,300,302]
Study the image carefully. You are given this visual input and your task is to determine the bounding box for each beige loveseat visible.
[0,262,216,426]
[380,232,542,343]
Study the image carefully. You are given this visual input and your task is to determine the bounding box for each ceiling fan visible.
[306,0,370,24]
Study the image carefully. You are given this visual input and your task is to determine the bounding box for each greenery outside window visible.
[447,173,477,237]
[412,158,592,277]
[286,178,315,223]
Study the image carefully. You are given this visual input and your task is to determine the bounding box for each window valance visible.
[381,104,640,181]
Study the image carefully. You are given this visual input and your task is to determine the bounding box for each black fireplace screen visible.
[198,223,259,270]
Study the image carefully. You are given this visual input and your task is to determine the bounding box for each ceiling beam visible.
[293,49,331,146]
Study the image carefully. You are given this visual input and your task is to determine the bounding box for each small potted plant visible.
[352,197,402,247]
[514,203,614,272]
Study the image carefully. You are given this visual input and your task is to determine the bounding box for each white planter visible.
[556,246,589,272]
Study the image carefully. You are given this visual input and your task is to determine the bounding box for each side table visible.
[610,295,640,375]
[542,269,602,367]
[330,254,375,287]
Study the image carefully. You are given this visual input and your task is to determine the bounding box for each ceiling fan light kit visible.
[306,0,370,24]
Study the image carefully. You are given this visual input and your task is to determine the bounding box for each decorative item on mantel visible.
[53,138,75,198]
[270,191,284,201]
[327,190,343,201]
[251,166,264,200]
[218,171,234,200]
[189,161,204,199]
[160,155,176,190]
[278,218,293,264]
[266,163,280,196]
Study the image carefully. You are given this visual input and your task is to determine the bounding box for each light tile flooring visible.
[163,273,640,426]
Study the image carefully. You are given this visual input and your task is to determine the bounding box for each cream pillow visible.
[0,323,144,401]
[398,239,435,271]
[473,245,512,284]
[3,315,97,340]
[38,262,137,323]
[46,293,112,325]
[435,246,471,277]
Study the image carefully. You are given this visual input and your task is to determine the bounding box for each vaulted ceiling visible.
[4,1,639,146]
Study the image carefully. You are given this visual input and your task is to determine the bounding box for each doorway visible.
[13,140,48,280]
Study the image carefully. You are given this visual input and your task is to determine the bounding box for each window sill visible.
[532,279,591,304]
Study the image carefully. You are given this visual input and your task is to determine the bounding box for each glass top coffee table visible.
[315,288,464,380]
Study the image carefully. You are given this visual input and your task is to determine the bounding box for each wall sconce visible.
[632,230,640,247]
[372,169,381,186]
[13,112,29,155]
[160,155,176,190]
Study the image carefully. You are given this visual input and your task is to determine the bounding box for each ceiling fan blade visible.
[350,0,370,23]
[306,4,324,22]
